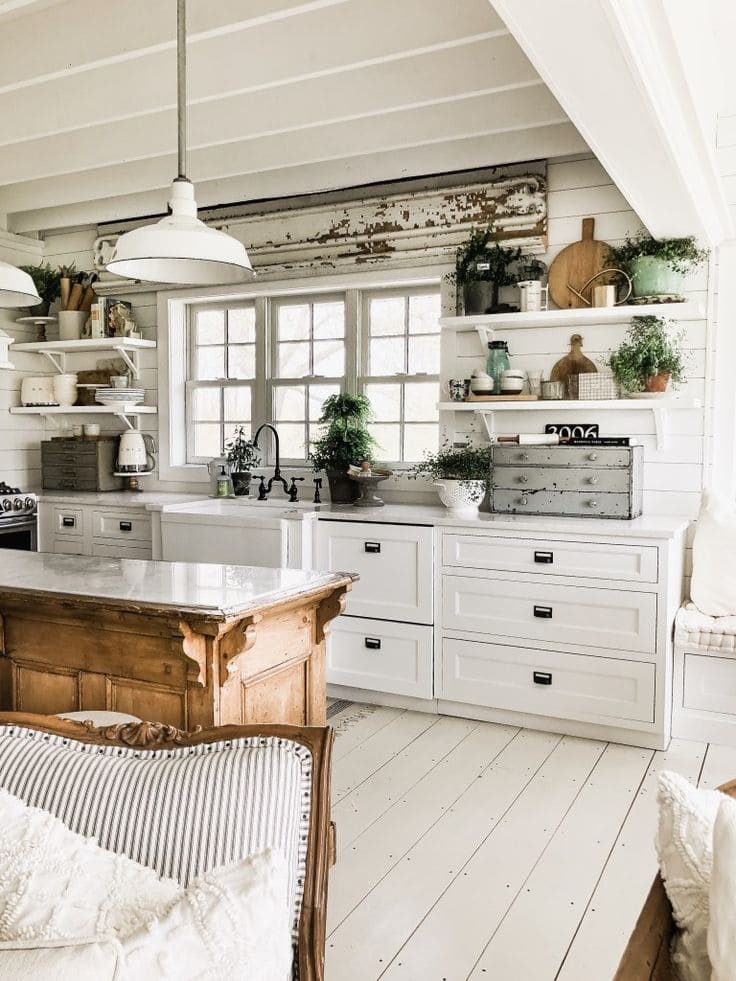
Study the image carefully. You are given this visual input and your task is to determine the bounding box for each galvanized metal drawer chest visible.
[490,444,644,519]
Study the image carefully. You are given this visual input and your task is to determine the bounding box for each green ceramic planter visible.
[629,256,685,298]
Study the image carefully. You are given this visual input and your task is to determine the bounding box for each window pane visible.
[405,381,440,422]
[193,423,221,458]
[309,384,340,421]
[274,385,305,421]
[313,302,345,339]
[365,383,401,422]
[191,387,220,422]
[404,423,439,462]
[228,344,255,380]
[224,386,251,422]
[409,294,441,334]
[369,423,401,461]
[196,346,225,381]
[279,423,307,459]
[370,297,404,336]
[223,421,251,445]
[370,336,405,376]
[196,309,225,345]
[228,307,255,343]
[408,334,440,374]
[278,341,310,378]
[313,339,345,377]
[278,304,310,341]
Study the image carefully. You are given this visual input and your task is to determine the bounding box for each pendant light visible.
[106,0,253,285]
[0,261,41,308]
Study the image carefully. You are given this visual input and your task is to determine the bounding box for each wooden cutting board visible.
[548,217,610,309]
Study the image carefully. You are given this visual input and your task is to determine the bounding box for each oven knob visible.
[24,497,34,510]
[13,498,23,510]
[2,499,11,512]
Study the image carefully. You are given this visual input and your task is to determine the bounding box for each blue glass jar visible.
[486,341,510,395]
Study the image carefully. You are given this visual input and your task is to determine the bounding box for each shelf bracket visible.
[653,407,667,452]
[40,351,66,374]
[475,325,492,351]
[114,345,139,379]
[115,411,139,432]
[475,410,495,442]
[40,412,60,429]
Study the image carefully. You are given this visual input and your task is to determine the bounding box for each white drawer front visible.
[442,533,658,583]
[52,537,86,555]
[91,542,153,560]
[315,521,433,624]
[443,575,657,654]
[53,506,84,537]
[442,638,655,724]
[683,654,736,716]
[92,510,152,542]
[328,617,433,698]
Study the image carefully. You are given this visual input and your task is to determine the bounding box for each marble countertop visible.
[39,491,207,510]
[0,551,352,620]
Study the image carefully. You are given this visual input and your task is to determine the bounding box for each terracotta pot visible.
[645,373,671,393]
[326,470,360,504]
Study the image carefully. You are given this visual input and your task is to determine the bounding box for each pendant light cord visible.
[177,0,187,180]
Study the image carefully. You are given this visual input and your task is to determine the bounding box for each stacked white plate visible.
[95,387,145,407]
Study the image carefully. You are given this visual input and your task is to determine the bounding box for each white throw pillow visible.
[691,490,736,617]
[0,937,124,980]
[0,788,293,980]
[707,797,736,981]
[656,770,725,981]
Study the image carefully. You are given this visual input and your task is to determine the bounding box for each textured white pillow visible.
[656,770,725,981]
[691,490,736,617]
[0,937,124,980]
[0,788,293,980]
[707,797,736,981]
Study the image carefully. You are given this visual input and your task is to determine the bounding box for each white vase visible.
[52,373,78,406]
[58,310,88,341]
[434,479,485,513]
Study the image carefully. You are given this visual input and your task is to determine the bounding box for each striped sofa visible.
[0,713,335,981]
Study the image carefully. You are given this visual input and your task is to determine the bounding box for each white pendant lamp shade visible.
[106,179,253,285]
[0,260,41,308]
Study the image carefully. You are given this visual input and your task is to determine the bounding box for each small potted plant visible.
[410,442,493,513]
[311,393,377,504]
[607,232,708,300]
[608,315,687,395]
[455,226,522,315]
[18,262,61,317]
[225,426,260,496]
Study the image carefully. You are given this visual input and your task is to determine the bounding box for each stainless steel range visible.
[0,482,38,551]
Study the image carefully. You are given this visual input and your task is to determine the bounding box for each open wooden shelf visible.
[439,301,705,333]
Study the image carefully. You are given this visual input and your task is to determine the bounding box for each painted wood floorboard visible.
[328,709,736,981]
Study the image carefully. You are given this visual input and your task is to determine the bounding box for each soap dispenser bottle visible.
[216,466,233,498]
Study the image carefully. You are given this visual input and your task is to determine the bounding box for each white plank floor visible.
[325,703,736,981]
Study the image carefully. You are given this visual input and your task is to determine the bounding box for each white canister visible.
[58,310,89,341]
[592,284,617,308]
[52,373,78,407]
[517,280,548,313]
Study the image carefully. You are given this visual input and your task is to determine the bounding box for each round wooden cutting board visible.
[548,217,610,309]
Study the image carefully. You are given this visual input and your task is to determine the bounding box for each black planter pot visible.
[231,471,252,496]
[326,469,360,504]
[28,300,50,318]
[462,281,495,315]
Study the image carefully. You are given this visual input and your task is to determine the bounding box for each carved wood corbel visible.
[316,585,349,643]
[218,615,262,684]
[177,621,208,687]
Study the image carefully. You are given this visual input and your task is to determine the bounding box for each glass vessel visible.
[486,341,510,395]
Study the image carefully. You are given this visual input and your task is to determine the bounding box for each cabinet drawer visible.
[328,617,433,698]
[442,638,655,724]
[442,534,658,583]
[443,574,657,654]
[52,507,85,536]
[492,489,632,519]
[91,542,153,560]
[492,446,631,467]
[683,654,736,716]
[52,537,86,555]
[315,521,433,624]
[492,466,631,493]
[92,510,152,542]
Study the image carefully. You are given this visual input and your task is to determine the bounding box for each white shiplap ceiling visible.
[0,0,586,234]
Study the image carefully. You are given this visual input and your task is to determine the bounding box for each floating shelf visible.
[10,404,157,432]
[12,337,155,379]
[438,397,703,451]
[439,301,705,333]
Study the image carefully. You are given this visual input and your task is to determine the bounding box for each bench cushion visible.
[0,726,311,941]
[0,938,124,981]
[675,603,736,654]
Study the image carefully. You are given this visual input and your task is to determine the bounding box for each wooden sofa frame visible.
[614,778,736,980]
[0,712,335,981]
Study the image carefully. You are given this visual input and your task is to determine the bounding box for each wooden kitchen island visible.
[0,552,354,727]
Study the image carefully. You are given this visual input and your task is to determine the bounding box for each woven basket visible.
[568,371,620,400]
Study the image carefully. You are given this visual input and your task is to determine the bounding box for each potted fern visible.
[18,262,61,317]
[607,233,708,300]
[608,316,687,395]
[311,393,377,503]
[225,426,260,496]
[410,442,493,513]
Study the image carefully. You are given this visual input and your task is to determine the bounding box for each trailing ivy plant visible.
[607,232,709,275]
[608,315,688,393]
[310,393,377,472]
[409,441,493,491]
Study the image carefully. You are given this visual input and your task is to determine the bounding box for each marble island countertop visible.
[0,551,354,620]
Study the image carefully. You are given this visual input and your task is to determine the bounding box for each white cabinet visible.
[314,520,433,624]
[328,617,433,698]
[39,501,153,559]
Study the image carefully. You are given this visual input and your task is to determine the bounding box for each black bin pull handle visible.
[62,516,76,528]
[119,521,133,532]
[364,637,382,650]
[533,671,552,686]
[364,542,381,554]
[534,550,554,564]
[533,605,553,619]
